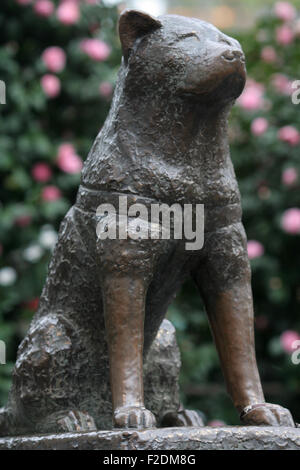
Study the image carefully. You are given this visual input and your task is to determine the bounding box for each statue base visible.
[0,426,299,450]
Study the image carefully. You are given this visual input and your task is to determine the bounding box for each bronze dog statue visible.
[0,10,294,435]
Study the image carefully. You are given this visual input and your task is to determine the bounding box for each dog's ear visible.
[119,9,162,63]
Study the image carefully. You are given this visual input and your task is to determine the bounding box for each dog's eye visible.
[219,37,232,46]
[178,32,200,41]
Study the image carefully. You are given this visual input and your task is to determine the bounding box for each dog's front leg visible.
[193,222,294,426]
[102,274,156,428]
[96,230,157,429]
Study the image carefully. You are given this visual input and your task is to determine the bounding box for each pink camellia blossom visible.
[282,208,300,234]
[247,240,265,259]
[282,167,298,186]
[251,117,269,136]
[99,81,113,98]
[31,162,52,182]
[58,153,83,174]
[40,74,61,98]
[80,39,111,62]
[56,143,83,174]
[237,80,265,111]
[272,73,294,95]
[274,2,296,22]
[34,0,54,17]
[276,24,294,45]
[278,126,300,146]
[207,420,226,427]
[57,142,76,159]
[261,46,277,63]
[280,330,300,354]
[57,1,80,25]
[42,185,62,202]
[42,47,66,73]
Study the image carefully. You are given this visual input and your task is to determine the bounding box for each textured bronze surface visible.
[0,10,294,437]
[0,427,300,450]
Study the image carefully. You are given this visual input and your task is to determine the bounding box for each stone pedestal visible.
[0,426,299,450]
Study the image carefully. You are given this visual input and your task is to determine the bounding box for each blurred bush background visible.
[0,0,300,425]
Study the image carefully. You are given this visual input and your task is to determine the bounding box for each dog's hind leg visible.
[3,207,107,435]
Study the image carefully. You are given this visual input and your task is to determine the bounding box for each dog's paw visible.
[240,403,295,427]
[57,410,97,433]
[114,405,156,429]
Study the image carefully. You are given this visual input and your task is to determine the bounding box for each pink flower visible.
[272,74,294,95]
[31,162,52,182]
[42,47,66,73]
[261,46,277,63]
[57,1,80,25]
[282,167,298,186]
[80,39,111,62]
[41,74,61,98]
[274,2,296,22]
[58,153,83,174]
[278,126,300,146]
[237,80,265,111]
[15,215,32,227]
[57,142,76,158]
[247,240,264,259]
[42,185,62,202]
[282,208,300,234]
[56,143,83,174]
[280,330,300,354]
[99,81,113,98]
[251,117,268,136]
[276,24,294,45]
[207,420,226,427]
[34,0,54,17]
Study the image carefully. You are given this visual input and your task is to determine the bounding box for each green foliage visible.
[0,0,121,405]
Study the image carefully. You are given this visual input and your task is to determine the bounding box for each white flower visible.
[23,244,43,262]
[39,229,57,249]
[0,267,17,286]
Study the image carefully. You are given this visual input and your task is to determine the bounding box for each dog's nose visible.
[222,50,245,63]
